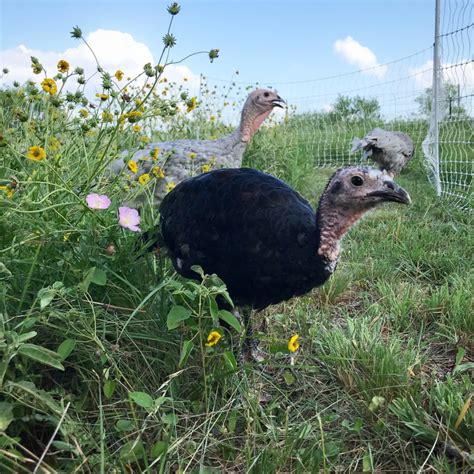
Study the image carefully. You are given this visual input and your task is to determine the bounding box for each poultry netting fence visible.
[200,0,473,212]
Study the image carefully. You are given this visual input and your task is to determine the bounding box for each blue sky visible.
[1,0,439,117]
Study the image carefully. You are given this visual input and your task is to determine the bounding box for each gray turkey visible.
[351,128,414,177]
[109,89,285,203]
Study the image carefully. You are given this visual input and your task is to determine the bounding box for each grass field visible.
[0,63,473,473]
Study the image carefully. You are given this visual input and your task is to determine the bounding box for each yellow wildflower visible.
[127,111,142,123]
[140,135,150,144]
[27,146,46,161]
[41,78,57,95]
[186,96,197,113]
[150,147,160,160]
[210,115,216,121]
[0,186,14,199]
[48,137,61,152]
[205,331,222,347]
[188,152,196,160]
[166,181,176,193]
[102,111,113,122]
[79,108,89,118]
[128,160,138,174]
[95,93,109,101]
[201,164,210,173]
[63,233,71,241]
[288,335,300,353]
[132,124,142,133]
[115,69,124,81]
[57,60,70,73]
[152,166,165,178]
[138,173,151,185]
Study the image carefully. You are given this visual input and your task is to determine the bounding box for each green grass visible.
[1,80,473,474]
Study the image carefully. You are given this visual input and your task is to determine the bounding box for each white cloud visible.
[333,36,387,79]
[0,29,200,98]
[410,59,474,89]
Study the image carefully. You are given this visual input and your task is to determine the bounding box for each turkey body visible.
[160,168,331,310]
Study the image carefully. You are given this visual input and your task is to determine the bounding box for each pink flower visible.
[118,206,141,232]
[86,193,111,210]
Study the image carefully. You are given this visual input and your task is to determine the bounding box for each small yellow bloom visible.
[132,124,142,133]
[210,115,216,121]
[201,164,210,173]
[186,96,197,113]
[27,146,46,161]
[166,181,176,193]
[127,111,142,123]
[288,335,300,353]
[138,173,151,185]
[128,160,138,174]
[115,69,124,81]
[48,137,61,152]
[63,233,71,241]
[205,331,222,347]
[152,166,165,178]
[102,111,113,122]
[96,93,109,101]
[0,186,14,199]
[57,60,70,73]
[79,108,89,118]
[41,78,57,95]
[140,135,150,144]
[150,147,160,160]
[188,152,196,160]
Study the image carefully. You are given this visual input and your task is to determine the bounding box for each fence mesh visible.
[199,0,473,211]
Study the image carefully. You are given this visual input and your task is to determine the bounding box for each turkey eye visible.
[264,91,270,98]
[351,176,364,186]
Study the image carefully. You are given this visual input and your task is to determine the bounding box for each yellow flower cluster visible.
[102,111,113,122]
[27,146,46,161]
[132,125,142,133]
[186,96,197,113]
[166,181,176,193]
[96,93,109,101]
[57,60,70,73]
[128,160,138,174]
[115,69,124,81]
[138,173,151,185]
[205,331,222,347]
[188,152,196,160]
[152,166,165,178]
[79,108,89,118]
[150,147,160,160]
[0,186,14,199]
[288,335,299,353]
[41,78,57,95]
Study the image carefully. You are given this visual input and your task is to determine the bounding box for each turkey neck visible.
[239,107,272,143]
[315,193,365,265]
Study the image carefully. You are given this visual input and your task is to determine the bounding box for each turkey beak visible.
[367,181,411,205]
[272,96,286,108]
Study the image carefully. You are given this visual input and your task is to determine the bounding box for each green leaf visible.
[51,440,75,451]
[362,453,373,472]
[209,297,219,322]
[161,412,178,425]
[120,440,146,462]
[38,288,56,309]
[57,339,76,360]
[218,310,241,332]
[223,351,237,371]
[116,419,134,431]
[150,440,168,459]
[167,305,192,330]
[103,380,116,399]
[90,267,107,286]
[129,391,154,409]
[16,331,37,344]
[191,265,205,278]
[283,371,295,386]
[0,402,14,431]
[178,340,194,368]
[17,344,64,370]
[453,362,474,375]
[455,346,466,366]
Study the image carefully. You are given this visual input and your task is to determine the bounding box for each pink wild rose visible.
[86,193,111,210]
[118,206,141,232]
